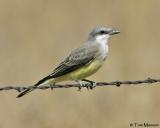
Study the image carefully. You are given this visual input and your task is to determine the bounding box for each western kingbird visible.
[17,26,120,98]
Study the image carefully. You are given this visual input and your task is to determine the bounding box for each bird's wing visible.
[33,43,99,86]
[50,44,98,78]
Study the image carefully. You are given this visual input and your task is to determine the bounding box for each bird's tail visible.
[17,75,52,98]
[17,87,35,98]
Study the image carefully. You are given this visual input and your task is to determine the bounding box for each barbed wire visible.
[0,78,159,92]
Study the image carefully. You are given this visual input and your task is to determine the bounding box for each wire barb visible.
[0,78,159,92]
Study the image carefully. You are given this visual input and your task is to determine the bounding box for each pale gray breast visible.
[92,42,108,61]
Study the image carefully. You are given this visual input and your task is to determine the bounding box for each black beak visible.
[109,30,120,35]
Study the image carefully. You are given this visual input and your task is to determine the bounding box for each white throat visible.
[95,35,110,45]
[95,35,109,60]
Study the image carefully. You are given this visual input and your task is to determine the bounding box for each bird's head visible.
[88,26,120,42]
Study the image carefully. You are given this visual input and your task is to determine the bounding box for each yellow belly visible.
[52,59,104,83]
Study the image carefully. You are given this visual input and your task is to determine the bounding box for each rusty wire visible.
[0,78,159,92]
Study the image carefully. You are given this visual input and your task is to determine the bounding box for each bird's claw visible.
[86,81,96,90]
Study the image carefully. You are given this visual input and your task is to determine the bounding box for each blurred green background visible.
[0,0,160,128]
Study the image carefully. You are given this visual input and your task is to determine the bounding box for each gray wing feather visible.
[50,44,98,78]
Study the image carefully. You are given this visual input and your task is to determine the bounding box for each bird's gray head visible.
[88,26,120,42]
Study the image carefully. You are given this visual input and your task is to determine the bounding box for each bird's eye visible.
[100,30,106,34]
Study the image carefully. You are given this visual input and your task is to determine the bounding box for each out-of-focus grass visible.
[0,0,160,128]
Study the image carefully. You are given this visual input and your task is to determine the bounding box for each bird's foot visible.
[76,80,88,91]
[82,79,96,90]
[50,83,55,90]
[76,79,96,91]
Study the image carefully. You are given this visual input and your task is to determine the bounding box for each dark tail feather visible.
[17,88,35,98]
[17,75,52,98]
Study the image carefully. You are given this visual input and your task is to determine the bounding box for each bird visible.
[17,26,120,98]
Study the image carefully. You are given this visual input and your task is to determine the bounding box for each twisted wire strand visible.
[0,78,159,92]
